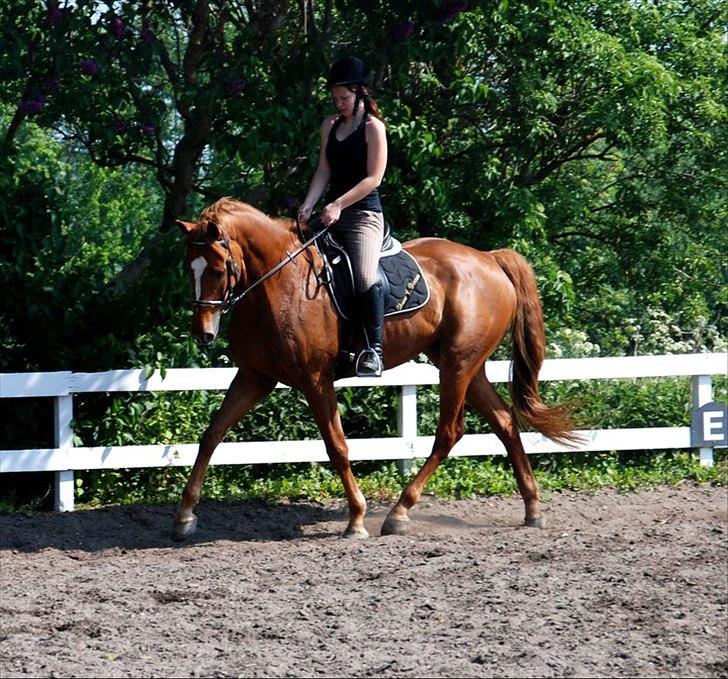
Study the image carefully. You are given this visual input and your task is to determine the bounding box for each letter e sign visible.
[691,402,728,448]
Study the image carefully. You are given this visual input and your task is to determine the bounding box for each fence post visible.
[397,384,418,478]
[54,395,75,511]
[691,374,714,467]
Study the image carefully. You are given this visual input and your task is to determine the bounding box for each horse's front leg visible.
[172,370,275,541]
[304,381,368,539]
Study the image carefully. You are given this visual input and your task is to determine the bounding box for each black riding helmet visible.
[327,57,372,88]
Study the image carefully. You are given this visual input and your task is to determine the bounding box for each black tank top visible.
[325,113,382,213]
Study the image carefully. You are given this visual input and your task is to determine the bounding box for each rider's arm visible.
[299,117,335,220]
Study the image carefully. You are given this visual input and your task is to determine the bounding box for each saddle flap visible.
[314,228,430,321]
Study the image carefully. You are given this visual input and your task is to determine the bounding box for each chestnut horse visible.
[173,198,576,541]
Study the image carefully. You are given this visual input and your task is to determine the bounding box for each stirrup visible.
[356,348,383,377]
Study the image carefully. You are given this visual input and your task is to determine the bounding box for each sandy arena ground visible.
[1,483,726,678]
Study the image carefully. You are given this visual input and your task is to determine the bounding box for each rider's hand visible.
[297,205,312,223]
[321,202,341,227]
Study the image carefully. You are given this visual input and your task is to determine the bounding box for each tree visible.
[1,0,725,365]
[1,0,725,509]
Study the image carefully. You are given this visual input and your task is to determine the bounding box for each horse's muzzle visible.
[196,331,217,347]
[192,308,221,347]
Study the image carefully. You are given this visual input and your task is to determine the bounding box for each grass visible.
[65,448,727,510]
[2,449,724,514]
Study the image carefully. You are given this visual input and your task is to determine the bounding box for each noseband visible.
[189,220,330,313]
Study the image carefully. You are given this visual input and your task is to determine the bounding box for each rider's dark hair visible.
[346,84,384,122]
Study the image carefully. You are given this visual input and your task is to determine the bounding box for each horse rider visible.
[298,56,388,377]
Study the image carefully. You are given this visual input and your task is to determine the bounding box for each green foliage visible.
[73,384,400,449]
[74,459,406,508]
[0,107,168,374]
[532,450,726,494]
[541,378,693,429]
[64,373,727,508]
[423,456,518,498]
[71,449,726,510]
[1,1,726,508]
[3,1,724,370]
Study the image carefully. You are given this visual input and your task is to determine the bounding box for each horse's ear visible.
[205,221,222,241]
[176,220,196,235]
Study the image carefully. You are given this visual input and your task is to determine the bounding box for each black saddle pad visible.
[314,229,430,321]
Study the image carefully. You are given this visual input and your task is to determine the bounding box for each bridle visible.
[189,219,329,313]
[190,231,240,310]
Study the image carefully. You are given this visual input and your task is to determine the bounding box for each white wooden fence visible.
[1,352,725,512]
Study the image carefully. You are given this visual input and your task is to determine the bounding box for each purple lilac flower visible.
[279,196,296,213]
[112,118,128,134]
[110,17,125,38]
[79,58,99,76]
[224,79,247,96]
[20,95,46,115]
[47,3,63,24]
[437,0,468,24]
[140,122,157,136]
[392,20,416,42]
[44,77,60,92]
[141,19,154,44]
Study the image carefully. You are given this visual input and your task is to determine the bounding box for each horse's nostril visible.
[198,332,215,346]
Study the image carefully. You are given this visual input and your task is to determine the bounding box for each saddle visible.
[311,220,431,322]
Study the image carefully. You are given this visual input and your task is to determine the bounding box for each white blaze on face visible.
[209,309,221,335]
[191,256,207,300]
[190,255,222,339]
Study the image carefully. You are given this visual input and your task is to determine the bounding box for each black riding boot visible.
[356,281,385,377]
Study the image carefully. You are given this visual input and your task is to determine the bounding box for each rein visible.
[191,218,329,312]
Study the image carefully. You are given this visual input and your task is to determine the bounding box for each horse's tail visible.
[491,249,581,446]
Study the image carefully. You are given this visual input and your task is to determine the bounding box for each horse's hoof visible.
[524,515,545,529]
[171,516,198,542]
[343,526,369,540]
[381,515,410,536]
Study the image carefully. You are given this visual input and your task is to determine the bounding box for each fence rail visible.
[2,353,725,512]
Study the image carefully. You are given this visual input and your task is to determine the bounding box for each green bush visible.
[66,373,727,509]
[73,448,725,509]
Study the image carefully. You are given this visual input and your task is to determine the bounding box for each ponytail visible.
[347,84,384,123]
[364,92,384,122]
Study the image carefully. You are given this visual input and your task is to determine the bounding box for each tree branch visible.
[550,229,616,246]
[183,1,211,85]
[528,129,608,183]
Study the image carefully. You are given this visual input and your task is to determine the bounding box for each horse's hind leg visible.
[172,370,275,541]
[304,381,368,539]
[381,370,470,536]
[466,369,543,528]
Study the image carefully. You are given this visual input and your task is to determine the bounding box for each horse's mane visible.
[198,197,256,223]
[198,198,294,235]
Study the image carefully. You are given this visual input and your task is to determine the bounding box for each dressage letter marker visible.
[690,402,728,448]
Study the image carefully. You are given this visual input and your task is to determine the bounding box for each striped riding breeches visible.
[333,209,384,293]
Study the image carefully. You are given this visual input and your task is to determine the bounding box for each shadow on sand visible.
[0,499,353,553]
